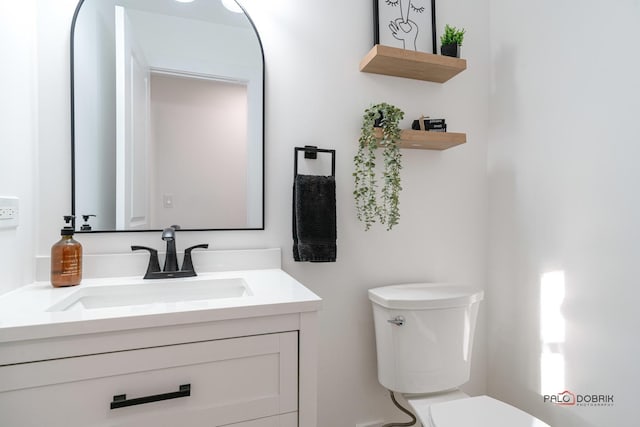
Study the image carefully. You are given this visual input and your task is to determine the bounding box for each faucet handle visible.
[131,245,161,279]
[182,244,209,274]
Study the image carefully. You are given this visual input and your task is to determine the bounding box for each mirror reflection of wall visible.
[72,0,264,232]
[150,73,248,229]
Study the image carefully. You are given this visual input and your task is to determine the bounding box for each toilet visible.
[369,283,550,427]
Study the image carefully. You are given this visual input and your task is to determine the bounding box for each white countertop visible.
[0,267,321,344]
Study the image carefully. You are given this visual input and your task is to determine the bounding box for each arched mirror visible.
[70,0,264,232]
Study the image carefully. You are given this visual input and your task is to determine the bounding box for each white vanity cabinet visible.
[0,251,321,427]
[1,331,299,426]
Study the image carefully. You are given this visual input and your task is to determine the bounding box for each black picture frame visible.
[373,0,437,54]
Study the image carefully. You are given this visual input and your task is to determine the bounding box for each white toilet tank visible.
[369,283,483,394]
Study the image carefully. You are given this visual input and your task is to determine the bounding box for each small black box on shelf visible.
[412,118,447,132]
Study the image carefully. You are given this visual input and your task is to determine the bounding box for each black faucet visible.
[162,225,180,272]
[131,226,209,279]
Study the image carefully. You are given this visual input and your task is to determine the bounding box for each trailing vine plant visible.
[353,103,404,231]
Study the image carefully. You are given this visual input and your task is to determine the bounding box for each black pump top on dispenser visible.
[61,215,75,236]
[81,214,96,231]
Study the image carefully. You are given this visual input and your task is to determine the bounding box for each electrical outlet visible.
[0,197,19,229]
[356,421,384,427]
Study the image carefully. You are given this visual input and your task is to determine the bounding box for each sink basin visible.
[47,277,252,312]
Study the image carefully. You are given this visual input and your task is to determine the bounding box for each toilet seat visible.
[416,396,551,427]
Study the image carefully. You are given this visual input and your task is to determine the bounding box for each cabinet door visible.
[0,332,297,427]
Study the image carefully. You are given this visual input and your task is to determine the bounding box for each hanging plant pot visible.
[353,103,404,231]
[440,43,459,58]
[373,110,384,128]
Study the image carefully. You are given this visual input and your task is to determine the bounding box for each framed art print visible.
[374,0,437,53]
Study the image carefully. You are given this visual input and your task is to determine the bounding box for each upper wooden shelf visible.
[360,44,467,83]
[374,128,466,151]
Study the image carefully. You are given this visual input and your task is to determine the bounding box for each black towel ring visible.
[294,146,336,178]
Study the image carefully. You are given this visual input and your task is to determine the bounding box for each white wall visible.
[30,0,490,424]
[0,1,38,294]
[487,1,640,426]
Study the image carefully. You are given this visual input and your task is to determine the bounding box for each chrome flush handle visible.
[387,316,405,326]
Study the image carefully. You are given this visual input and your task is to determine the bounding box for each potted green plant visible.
[440,24,466,58]
[353,103,404,231]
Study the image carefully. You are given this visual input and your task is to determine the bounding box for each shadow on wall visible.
[490,45,519,130]
[487,47,609,427]
[487,171,603,427]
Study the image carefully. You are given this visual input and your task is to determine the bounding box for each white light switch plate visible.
[0,197,19,229]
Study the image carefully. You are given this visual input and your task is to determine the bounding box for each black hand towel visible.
[293,174,337,262]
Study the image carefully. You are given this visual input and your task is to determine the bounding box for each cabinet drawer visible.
[0,332,297,426]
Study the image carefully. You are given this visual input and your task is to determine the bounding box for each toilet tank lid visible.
[368,283,483,309]
[429,396,551,427]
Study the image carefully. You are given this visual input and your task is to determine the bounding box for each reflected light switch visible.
[163,193,174,208]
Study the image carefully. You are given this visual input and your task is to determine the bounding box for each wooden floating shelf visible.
[374,128,466,151]
[360,44,467,83]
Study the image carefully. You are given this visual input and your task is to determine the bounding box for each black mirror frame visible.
[69,0,266,233]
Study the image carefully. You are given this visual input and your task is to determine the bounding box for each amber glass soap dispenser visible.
[51,215,83,287]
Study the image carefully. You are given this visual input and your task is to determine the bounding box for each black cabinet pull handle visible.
[110,384,191,410]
